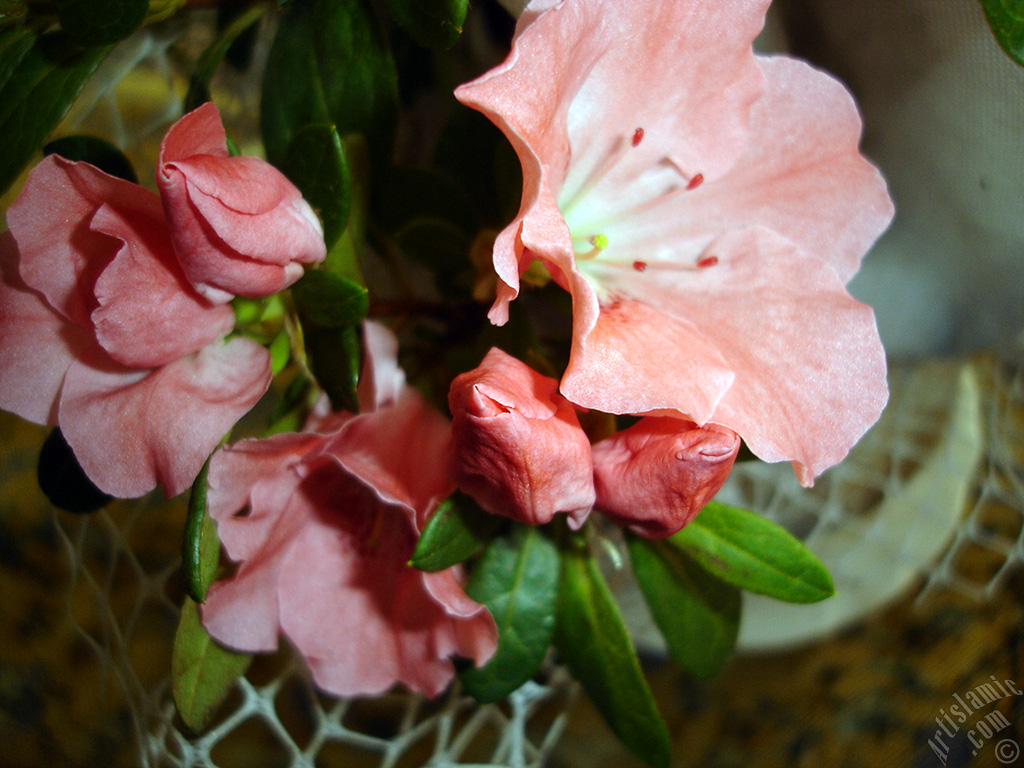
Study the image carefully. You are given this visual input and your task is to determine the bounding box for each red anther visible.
[696,255,718,268]
[632,127,644,147]
[633,260,648,272]
[686,173,704,190]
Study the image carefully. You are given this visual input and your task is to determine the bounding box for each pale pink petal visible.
[90,202,235,367]
[357,320,407,411]
[158,104,325,302]
[0,233,88,425]
[207,433,326,562]
[422,569,498,667]
[159,102,230,164]
[621,56,894,284]
[448,348,595,528]
[7,156,159,326]
[561,297,735,424]
[638,228,887,484]
[59,338,272,497]
[322,387,454,531]
[592,417,739,538]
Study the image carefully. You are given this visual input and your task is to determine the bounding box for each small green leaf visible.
[385,0,468,49]
[184,2,266,112]
[183,452,222,603]
[269,331,291,376]
[671,500,834,604]
[37,428,112,514]
[0,31,111,197]
[172,598,252,733]
[410,492,501,572]
[305,324,361,413]
[628,535,740,679]
[554,533,671,768]
[979,0,1024,67]
[461,525,559,703]
[260,0,398,170]
[56,0,147,46]
[291,271,368,328]
[283,124,351,250]
[43,134,136,182]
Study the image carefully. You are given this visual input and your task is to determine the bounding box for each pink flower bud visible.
[592,416,740,539]
[158,103,326,303]
[448,348,595,528]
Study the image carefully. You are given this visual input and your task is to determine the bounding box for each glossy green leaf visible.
[260,0,398,170]
[0,31,110,197]
[321,134,368,282]
[184,2,267,111]
[410,492,501,572]
[979,0,1024,66]
[291,271,368,328]
[172,598,252,733]
[56,0,147,46]
[554,533,671,768]
[43,134,136,182]
[0,24,34,87]
[305,324,361,413]
[628,535,740,679]
[183,451,221,603]
[0,2,28,29]
[283,124,351,250]
[671,500,834,603]
[37,428,112,514]
[269,331,291,376]
[461,525,559,703]
[385,0,468,49]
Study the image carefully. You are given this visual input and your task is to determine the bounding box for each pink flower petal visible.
[449,348,595,528]
[7,155,159,326]
[638,228,888,484]
[592,417,739,538]
[59,338,271,497]
[158,103,326,302]
[89,202,236,368]
[0,233,88,425]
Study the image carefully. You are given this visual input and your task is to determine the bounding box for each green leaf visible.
[291,271,368,328]
[0,2,28,29]
[627,535,740,680]
[409,491,501,572]
[269,331,291,376]
[43,134,136,182]
[282,124,351,250]
[183,452,222,603]
[460,525,559,703]
[671,500,834,604]
[0,31,111,197]
[979,0,1024,67]
[385,0,467,49]
[56,0,147,46]
[395,218,471,291]
[260,0,398,170]
[172,598,252,733]
[37,428,112,514]
[184,2,267,112]
[305,324,361,413]
[554,533,671,768]
[0,24,34,87]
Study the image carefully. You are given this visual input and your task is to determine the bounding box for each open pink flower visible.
[592,417,740,539]
[158,103,326,303]
[455,0,894,485]
[201,323,497,698]
[449,348,594,528]
[0,156,271,498]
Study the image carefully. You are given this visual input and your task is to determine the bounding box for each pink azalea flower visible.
[201,323,497,698]
[0,156,271,498]
[449,348,595,528]
[455,0,894,485]
[158,103,327,303]
[592,417,740,539]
